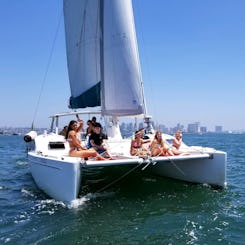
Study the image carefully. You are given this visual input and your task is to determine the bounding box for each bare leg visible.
[171,147,190,156]
[151,148,162,156]
[69,149,106,160]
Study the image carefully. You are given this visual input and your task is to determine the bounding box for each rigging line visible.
[133,0,154,116]
[31,11,63,128]
[96,162,143,193]
[168,158,186,176]
[152,149,186,176]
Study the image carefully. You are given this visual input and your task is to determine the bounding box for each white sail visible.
[63,0,101,108]
[102,0,145,116]
[63,0,145,116]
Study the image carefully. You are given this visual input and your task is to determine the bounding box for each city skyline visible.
[1,119,244,136]
[121,120,233,134]
[0,113,242,132]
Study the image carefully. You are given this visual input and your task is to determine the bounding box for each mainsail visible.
[63,0,145,116]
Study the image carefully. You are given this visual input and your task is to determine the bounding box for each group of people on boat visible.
[61,116,185,161]
[130,129,184,158]
[62,117,112,160]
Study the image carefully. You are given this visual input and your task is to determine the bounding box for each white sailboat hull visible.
[26,132,226,203]
[28,153,81,202]
[150,151,226,187]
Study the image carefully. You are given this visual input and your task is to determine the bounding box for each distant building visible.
[172,123,185,134]
[215,126,223,133]
[138,122,144,130]
[158,124,169,134]
[187,122,200,133]
[200,126,207,133]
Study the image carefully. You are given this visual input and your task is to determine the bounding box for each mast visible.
[100,0,105,116]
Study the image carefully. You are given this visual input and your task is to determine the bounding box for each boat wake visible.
[68,191,115,209]
[67,195,91,209]
[21,187,115,210]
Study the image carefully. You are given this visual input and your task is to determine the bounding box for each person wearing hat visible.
[130,130,151,158]
[89,122,112,159]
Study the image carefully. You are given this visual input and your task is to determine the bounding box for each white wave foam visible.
[67,191,115,209]
[67,195,90,209]
[16,160,28,166]
[21,188,35,197]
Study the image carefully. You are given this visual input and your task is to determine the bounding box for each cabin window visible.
[48,142,65,149]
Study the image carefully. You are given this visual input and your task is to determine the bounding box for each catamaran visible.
[24,0,226,203]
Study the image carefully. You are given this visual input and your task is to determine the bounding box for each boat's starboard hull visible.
[150,151,227,187]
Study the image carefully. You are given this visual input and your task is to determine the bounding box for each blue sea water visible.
[0,133,244,245]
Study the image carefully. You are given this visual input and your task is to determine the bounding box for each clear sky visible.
[0,0,244,131]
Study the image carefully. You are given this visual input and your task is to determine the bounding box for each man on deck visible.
[89,122,112,159]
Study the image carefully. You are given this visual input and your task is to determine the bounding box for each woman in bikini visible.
[65,119,106,160]
[172,130,182,150]
[150,131,175,156]
[130,130,150,157]
[171,130,190,155]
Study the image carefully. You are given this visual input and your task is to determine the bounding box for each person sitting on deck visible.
[172,130,182,150]
[59,125,68,137]
[65,119,106,160]
[85,120,93,137]
[91,116,97,125]
[171,130,190,155]
[138,127,151,140]
[130,130,151,158]
[150,131,175,156]
[89,122,112,159]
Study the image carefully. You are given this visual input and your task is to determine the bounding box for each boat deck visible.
[82,152,212,167]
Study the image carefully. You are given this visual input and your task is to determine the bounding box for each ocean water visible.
[0,133,244,245]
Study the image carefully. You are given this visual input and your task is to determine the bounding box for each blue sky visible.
[0,0,244,131]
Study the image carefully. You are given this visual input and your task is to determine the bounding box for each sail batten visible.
[63,0,145,116]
